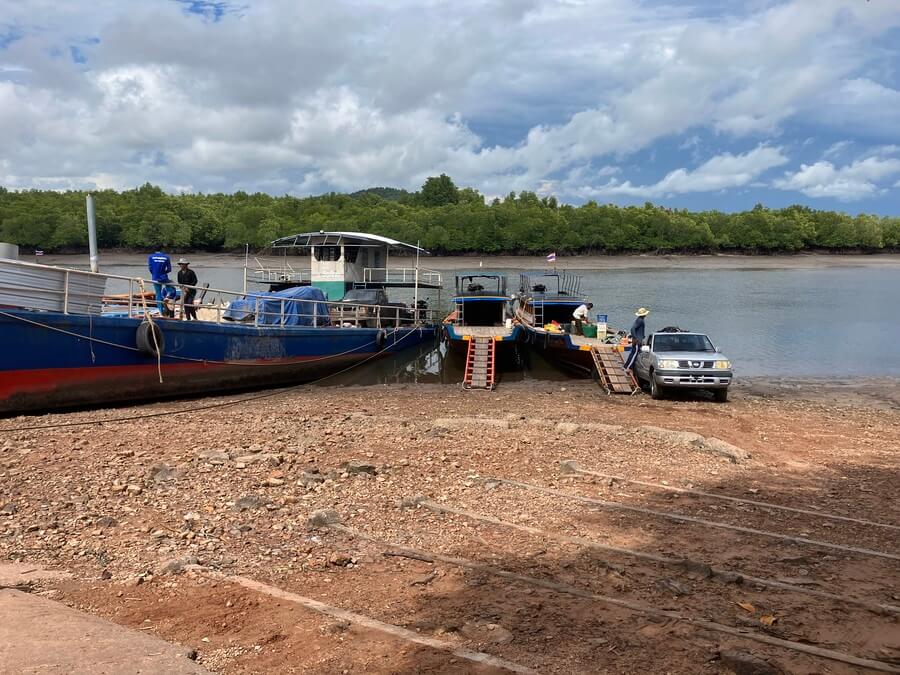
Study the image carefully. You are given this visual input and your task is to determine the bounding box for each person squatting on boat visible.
[147,250,172,314]
[624,307,650,370]
[572,302,594,336]
[161,285,178,318]
[177,258,198,320]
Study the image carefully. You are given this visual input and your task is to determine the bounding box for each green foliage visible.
[420,174,459,207]
[0,178,896,254]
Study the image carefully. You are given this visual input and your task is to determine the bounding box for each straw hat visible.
[177,258,190,265]
[635,307,650,317]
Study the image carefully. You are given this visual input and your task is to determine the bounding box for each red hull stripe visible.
[0,356,337,401]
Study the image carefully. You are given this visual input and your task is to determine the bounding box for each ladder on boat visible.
[590,346,638,395]
[463,337,496,390]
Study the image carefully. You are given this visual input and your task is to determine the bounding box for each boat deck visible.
[451,325,514,338]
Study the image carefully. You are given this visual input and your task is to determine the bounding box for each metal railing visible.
[0,258,441,329]
[363,267,442,286]
[250,257,310,284]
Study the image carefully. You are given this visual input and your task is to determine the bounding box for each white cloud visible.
[575,145,789,198]
[0,0,899,201]
[774,156,900,201]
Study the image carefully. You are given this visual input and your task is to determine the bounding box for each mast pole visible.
[85,194,99,273]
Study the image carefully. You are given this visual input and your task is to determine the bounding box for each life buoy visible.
[375,329,387,350]
[136,321,165,357]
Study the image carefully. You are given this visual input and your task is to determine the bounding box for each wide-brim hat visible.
[635,307,650,317]
[177,258,190,265]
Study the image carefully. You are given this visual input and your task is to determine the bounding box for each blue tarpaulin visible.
[224,286,332,326]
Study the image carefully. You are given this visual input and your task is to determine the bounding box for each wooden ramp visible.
[463,337,496,390]
[590,346,638,394]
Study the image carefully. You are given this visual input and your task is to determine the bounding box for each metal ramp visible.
[590,346,638,395]
[463,337,496,390]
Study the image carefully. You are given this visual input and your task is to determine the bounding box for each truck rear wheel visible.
[650,376,666,400]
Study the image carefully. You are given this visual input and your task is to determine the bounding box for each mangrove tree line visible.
[0,176,897,254]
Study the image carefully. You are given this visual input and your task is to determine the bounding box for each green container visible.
[582,324,598,338]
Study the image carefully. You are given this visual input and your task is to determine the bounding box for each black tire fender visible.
[136,321,165,357]
[375,329,387,350]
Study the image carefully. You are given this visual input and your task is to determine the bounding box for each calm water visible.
[97,261,900,379]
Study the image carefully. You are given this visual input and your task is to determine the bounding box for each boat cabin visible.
[450,272,510,327]
[253,231,442,301]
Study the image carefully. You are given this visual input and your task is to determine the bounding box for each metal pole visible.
[86,194,99,273]
[243,244,249,294]
[413,241,420,325]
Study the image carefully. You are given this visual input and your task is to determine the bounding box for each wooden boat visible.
[515,271,627,377]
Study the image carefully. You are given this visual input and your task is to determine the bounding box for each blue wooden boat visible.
[0,231,441,415]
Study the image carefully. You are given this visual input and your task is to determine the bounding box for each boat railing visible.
[0,258,440,329]
[363,267,442,287]
[250,258,310,284]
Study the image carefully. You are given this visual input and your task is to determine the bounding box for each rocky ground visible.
[1,381,898,674]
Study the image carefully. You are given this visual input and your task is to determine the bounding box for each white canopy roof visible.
[270,231,427,254]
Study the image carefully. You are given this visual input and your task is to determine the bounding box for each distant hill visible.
[348,187,410,201]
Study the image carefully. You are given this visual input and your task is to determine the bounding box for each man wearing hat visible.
[624,307,650,371]
[177,258,199,320]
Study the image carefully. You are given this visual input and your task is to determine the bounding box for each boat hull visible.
[0,310,436,415]
[520,323,619,377]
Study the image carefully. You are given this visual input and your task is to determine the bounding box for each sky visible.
[1,0,899,213]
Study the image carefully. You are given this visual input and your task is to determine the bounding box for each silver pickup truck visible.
[633,331,733,402]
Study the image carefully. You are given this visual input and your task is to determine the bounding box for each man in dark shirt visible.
[177,258,198,320]
[624,307,649,371]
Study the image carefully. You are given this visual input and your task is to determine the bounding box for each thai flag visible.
[546,252,556,263]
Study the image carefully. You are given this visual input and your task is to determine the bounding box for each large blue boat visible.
[0,231,442,415]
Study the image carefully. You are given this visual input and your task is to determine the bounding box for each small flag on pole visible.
[546,252,556,263]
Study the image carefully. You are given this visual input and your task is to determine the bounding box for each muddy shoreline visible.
[37,251,900,271]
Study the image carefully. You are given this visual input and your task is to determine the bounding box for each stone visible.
[460,620,514,645]
[95,516,118,528]
[198,450,229,464]
[328,552,352,567]
[307,510,340,528]
[410,571,437,586]
[125,485,143,496]
[263,477,284,487]
[1,503,17,516]
[344,461,376,476]
[715,571,744,585]
[678,558,713,580]
[148,464,181,483]
[397,495,426,509]
[433,417,510,430]
[233,495,268,511]
[299,471,325,487]
[704,437,752,463]
[559,459,582,474]
[655,578,691,596]
[719,650,783,675]
[555,423,581,434]
[156,555,200,576]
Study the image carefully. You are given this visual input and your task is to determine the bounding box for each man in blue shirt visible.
[624,307,649,371]
[147,250,172,314]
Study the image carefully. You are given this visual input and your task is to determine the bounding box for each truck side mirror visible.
[641,345,650,352]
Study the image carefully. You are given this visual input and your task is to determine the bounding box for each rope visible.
[137,279,163,384]
[0,325,419,433]
[0,309,407,367]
